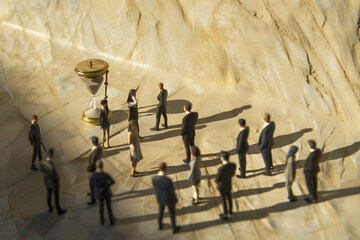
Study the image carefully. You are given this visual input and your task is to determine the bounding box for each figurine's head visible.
[32,115,38,124]
[129,89,136,97]
[308,140,316,150]
[101,99,108,109]
[90,136,99,146]
[263,113,270,123]
[184,103,192,112]
[159,162,167,173]
[238,118,246,127]
[158,82,164,90]
[191,146,201,157]
[220,151,229,163]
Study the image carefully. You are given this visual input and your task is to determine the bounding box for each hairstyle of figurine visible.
[184,103,192,112]
[159,162,167,172]
[263,113,271,123]
[238,119,246,127]
[220,151,229,161]
[91,136,99,146]
[191,146,201,157]
[127,89,137,103]
[308,140,316,149]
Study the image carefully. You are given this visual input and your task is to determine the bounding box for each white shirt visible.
[128,96,137,107]
[239,127,246,132]
[158,171,165,176]
[263,122,270,128]
[185,111,191,115]
[92,146,97,151]
[222,161,229,165]
[310,148,315,152]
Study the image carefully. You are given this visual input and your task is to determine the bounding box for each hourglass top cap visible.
[75,59,109,78]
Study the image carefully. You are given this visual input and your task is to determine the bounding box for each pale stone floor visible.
[1,104,360,240]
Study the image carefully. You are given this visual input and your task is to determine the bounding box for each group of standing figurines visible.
[27,82,322,232]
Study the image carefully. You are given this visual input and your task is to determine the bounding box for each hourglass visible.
[75,59,110,125]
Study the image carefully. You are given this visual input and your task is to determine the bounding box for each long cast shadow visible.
[114,186,360,230]
[141,125,207,143]
[178,186,360,233]
[140,99,192,115]
[165,105,252,129]
[114,182,287,224]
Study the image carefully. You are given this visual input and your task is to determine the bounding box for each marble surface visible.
[0,0,360,239]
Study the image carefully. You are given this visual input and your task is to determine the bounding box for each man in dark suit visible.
[40,148,66,215]
[87,136,103,205]
[90,160,115,225]
[258,113,275,175]
[153,82,168,131]
[152,162,180,234]
[181,103,198,164]
[215,151,236,220]
[100,99,111,149]
[304,140,322,203]
[28,115,44,170]
[236,119,249,178]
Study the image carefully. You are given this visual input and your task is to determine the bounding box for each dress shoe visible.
[229,211,233,216]
[305,197,316,203]
[236,175,246,179]
[172,226,181,234]
[49,205,53,213]
[110,218,116,225]
[134,170,140,174]
[87,201,96,205]
[31,166,39,171]
[219,213,228,220]
[263,171,271,176]
[58,209,67,215]
[183,159,190,164]
[289,197,297,202]
[161,124,168,129]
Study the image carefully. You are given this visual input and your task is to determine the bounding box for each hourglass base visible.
[81,108,112,125]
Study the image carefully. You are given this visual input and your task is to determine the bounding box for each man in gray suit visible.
[90,160,115,225]
[28,115,44,170]
[152,162,180,234]
[40,148,66,215]
[87,136,102,205]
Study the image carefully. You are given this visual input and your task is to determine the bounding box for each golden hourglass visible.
[75,59,110,125]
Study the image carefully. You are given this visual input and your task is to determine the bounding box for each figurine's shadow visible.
[109,110,127,125]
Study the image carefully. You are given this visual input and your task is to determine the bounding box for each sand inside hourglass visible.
[80,76,104,119]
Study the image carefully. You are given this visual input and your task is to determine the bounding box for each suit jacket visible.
[236,127,249,154]
[100,109,110,128]
[90,171,115,199]
[285,155,296,183]
[28,123,42,145]
[181,112,198,137]
[87,146,102,172]
[152,175,178,205]
[258,122,275,150]
[304,148,321,174]
[157,89,168,109]
[215,162,236,193]
[40,159,60,189]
